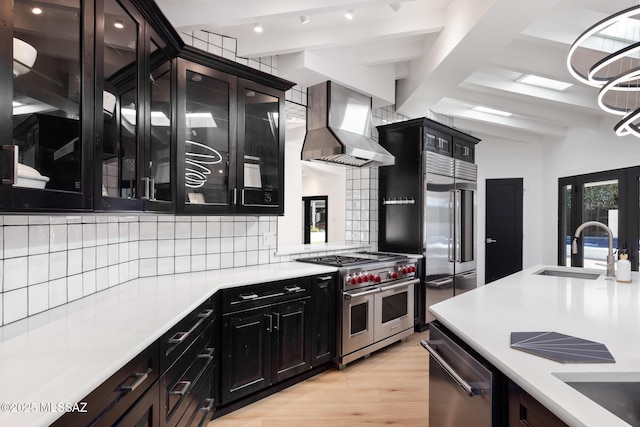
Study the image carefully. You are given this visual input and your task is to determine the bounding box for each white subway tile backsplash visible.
[67,274,83,302]
[96,268,109,291]
[4,216,28,226]
[158,222,175,240]
[234,236,247,252]
[158,240,175,257]
[175,222,191,239]
[191,239,206,255]
[206,222,221,238]
[96,223,108,245]
[206,253,220,270]
[220,221,234,238]
[140,259,157,277]
[175,239,190,257]
[5,226,29,258]
[49,252,67,280]
[28,254,49,286]
[67,249,83,276]
[4,288,27,324]
[175,256,191,273]
[4,257,28,291]
[157,257,175,275]
[82,224,97,247]
[191,255,206,272]
[206,238,220,254]
[68,224,83,249]
[220,253,234,269]
[28,282,49,315]
[49,278,67,308]
[118,242,129,263]
[108,265,119,287]
[108,244,119,266]
[29,225,50,255]
[220,237,234,253]
[139,222,157,240]
[83,247,97,271]
[96,246,108,269]
[191,221,206,237]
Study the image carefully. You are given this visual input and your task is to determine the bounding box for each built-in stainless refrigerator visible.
[423,152,477,323]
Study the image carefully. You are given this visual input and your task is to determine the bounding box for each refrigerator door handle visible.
[454,189,462,263]
[449,190,456,262]
[426,277,454,288]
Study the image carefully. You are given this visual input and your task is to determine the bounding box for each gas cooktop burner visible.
[296,251,410,267]
[296,255,372,267]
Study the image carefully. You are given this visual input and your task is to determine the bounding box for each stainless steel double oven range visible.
[297,252,419,368]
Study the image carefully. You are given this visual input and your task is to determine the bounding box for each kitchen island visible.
[0,262,337,427]
[430,265,640,427]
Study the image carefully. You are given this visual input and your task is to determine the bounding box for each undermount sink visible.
[553,372,640,425]
[533,267,601,280]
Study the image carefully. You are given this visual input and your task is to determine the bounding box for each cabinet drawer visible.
[51,341,159,427]
[175,362,215,427]
[160,297,215,372]
[161,324,215,427]
[222,277,311,313]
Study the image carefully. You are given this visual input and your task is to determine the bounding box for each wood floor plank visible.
[210,330,430,426]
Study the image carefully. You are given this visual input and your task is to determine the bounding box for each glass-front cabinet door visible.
[176,59,236,214]
[237,79,284,214]
[142,36,175,212]
[1,0,92,210]
[97,0,142,210]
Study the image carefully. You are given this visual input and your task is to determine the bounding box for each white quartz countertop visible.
[0,262,337,427]
[430,265,640,427]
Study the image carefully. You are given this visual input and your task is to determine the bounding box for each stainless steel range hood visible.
[301,81,395,167]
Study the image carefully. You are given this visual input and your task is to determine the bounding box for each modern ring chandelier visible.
[567,4,640,138]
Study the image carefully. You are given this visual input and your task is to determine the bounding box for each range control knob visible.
[390,271,398,279]
[363,273,369,282]
[411,265,417,273]
[368,273,375,281]
[375,275,382,283]
[401,267,408,274]
[357,275,363,284]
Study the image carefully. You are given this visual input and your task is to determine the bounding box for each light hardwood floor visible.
[210,330,430,427]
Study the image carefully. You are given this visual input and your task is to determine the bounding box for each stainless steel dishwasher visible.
[421,321,505,427]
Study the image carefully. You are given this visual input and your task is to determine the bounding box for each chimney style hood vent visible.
[301,81,395,167]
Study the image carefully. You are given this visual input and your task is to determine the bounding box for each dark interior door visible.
[485,178,523,283]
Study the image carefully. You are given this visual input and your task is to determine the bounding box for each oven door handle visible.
[420,339,481,397]
[378,278,420,292]
[344,288,379,300]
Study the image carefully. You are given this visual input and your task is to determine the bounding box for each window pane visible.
[13,0,82,191]
[581,180,618,269]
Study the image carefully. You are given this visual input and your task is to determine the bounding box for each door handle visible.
[485,238,497,244]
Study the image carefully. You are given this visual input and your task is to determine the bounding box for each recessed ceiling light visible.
[31,7,42,15]
[345,10,354,20]
[472,106,512,117]
[254,22,263,33]
[114,20,124,29]
[300,15,309,24]
[517,74,572,91]
[389,3,401,12]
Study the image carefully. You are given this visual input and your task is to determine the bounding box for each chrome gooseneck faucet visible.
[572,221,615,278]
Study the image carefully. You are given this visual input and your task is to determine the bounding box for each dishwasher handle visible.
[420,339,483,397]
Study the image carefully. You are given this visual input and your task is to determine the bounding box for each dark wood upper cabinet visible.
[0,0,294,214]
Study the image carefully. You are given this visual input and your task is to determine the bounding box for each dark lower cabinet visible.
[221,305,272,403]
[221,297,312,404]
[117,382,161,427]
[508,381,568,427]
[310,274,336,367]
[272,298,312,383]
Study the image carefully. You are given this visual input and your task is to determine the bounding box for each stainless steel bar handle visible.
[169,380,191,396]
[426,277,454,288]
[239,293,259,300]
[197,347,215,359]
[150,177,156,200]
[319,276,333,281]
[168,308,214,345]
[120,369,151,392]
[274,313,280,331]
[449,190,456,262]
[344,288,379,300]
[485,238,497,244]
[142,177,150,200]
[284,285,302,293]
[265,314,273,332]
[378,278,420,292]
[455,189,462,263]
[420,340,480,397]
[200,398,215,412]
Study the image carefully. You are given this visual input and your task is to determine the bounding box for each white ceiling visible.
[154,0,638,144]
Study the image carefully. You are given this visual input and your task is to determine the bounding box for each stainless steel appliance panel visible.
[373,280,415,342]
[341,289,375,355]
[455,270,477,296]
[424,171,455,278]
[421,322,493,427]
[454,176,477,275]
[424,276,453,324]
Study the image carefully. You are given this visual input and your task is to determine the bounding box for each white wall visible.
[475,136,544,285]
